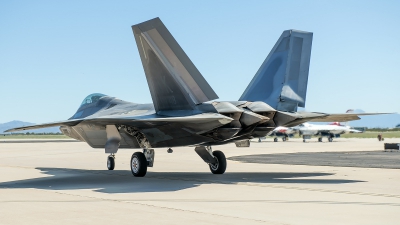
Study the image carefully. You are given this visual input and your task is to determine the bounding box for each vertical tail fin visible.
[131,18,218,112]
[239,30,313,112]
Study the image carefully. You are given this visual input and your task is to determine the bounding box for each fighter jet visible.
[267,127,296,142]
[295,122,362,142]
[6,18,386,177]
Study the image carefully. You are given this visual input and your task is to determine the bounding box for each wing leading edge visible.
[6,113,233,133]
[5,119,84,132]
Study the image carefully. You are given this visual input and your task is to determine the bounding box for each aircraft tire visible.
[328,137,333,142]
[274,138,278,142]
[282,137,287,142]
[209,151,226,174]
[303,139,306,143]
[318,137,322,142]
[107,156,115,170]
[130,152,147,177]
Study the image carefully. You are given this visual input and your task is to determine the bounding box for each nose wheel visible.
[107,155,115,170]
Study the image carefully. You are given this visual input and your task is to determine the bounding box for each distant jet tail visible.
[131,18,218,113]
[239,30,313,112]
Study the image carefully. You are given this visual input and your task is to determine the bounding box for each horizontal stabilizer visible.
[309,113,391,122]
[240,30,313,112]
[132,18,218,112]
[5,119,83,132]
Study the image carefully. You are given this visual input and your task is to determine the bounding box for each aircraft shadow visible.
[0,167,364,194]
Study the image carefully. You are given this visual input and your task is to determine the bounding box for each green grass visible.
[341,131,400,138]
[0,134,72,139]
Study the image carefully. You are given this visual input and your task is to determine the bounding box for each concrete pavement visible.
[0,138,399,224]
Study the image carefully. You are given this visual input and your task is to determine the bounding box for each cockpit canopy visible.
[70,93,111,119]
[80,93,106,107]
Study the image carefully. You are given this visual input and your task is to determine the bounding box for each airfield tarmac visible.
[0,138,399,225]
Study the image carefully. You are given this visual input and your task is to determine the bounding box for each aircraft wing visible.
[4,119,84,132]
[86,113,232,126]
[308,113,390,122]
[6,113,233,135]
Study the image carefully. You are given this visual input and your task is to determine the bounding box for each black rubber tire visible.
[282,137,286,142]
[274,138,278,142]
[107,156,115,170]
[318,137,322,142]
[130,152,147,177]
[303,139,306,143]
[209,151,227,174]
[328,137,333,142]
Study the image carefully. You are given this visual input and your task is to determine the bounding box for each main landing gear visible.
[195,146,227,174]
[105,145,227,177]
[107,154,115,170]
[130,152,147,177]
[130,149,155,177]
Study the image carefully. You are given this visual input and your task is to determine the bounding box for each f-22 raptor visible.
[6,18,383,177]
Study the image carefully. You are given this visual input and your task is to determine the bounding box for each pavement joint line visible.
[1,199,400,206]
[0,184,282,225]
[1,165,400,199]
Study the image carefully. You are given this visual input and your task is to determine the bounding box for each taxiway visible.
[0,138,399,224]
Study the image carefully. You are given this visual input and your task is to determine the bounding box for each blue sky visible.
[1,1,399,123]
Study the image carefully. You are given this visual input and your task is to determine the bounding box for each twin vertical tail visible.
[239,30,313,112]
[131,18,218,113]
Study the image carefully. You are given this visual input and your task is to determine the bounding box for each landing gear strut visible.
[195,146,227,174]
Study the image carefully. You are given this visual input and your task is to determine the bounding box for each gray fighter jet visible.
[6,18,385,177]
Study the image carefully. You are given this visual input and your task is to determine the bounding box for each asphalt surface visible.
[0,138,399,224]
[229,150,400,169]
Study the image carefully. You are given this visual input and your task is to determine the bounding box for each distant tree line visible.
[366,128,400,132]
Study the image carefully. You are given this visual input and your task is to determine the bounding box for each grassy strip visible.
[0,135,72,139]
[341,131,400,138]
